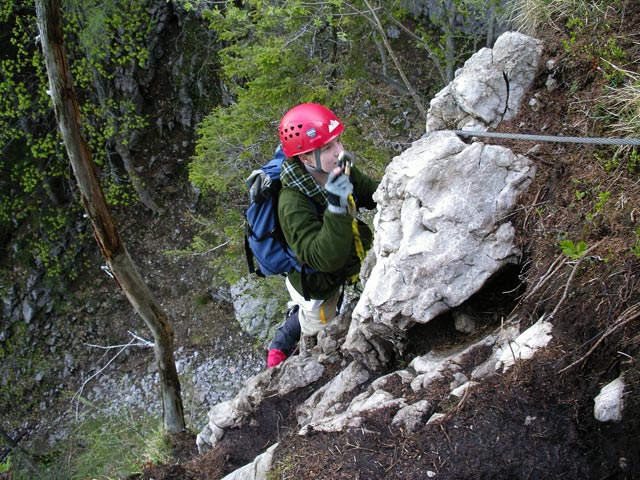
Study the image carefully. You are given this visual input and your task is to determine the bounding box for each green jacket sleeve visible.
[279,188,354,273]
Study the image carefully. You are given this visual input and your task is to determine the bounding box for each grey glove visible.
[325,169,353,213]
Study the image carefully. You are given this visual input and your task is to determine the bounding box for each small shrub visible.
[559,239,588,259]
[0,456,11,473]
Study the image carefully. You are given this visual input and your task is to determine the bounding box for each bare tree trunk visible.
[35,0,185,433]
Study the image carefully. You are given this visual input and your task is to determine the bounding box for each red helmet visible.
[279,103,344,157]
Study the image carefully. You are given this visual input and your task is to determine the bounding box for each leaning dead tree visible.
[35,0,185,433]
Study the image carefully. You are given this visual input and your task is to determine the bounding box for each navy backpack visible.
[244,146,320,284]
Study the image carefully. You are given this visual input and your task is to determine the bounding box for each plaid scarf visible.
[281,157,328,207]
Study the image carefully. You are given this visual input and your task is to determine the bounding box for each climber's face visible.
[299,137,345,173]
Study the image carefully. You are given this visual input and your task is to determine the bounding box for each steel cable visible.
[450,130,640,146]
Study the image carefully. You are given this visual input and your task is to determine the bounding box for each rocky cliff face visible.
[194,31,558,478]
[183,23,640,478]
[6,5,639,476]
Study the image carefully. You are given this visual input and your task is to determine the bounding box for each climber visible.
[267,103,379,368]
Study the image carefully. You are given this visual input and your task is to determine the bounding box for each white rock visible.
[594,376,625,423]
[414,370,445,391]
[370,370,415,391]
[276,356,325,396]
[392,400,431,433]
[350,390,399,413]
[209,398,244,429]
[297,361,371,426]
[496,318,552,372]
[451,381,477,398]
[344,132,535,366]
[411,352,451,374]
[427,413,446,424]
[426,31,543,131]
[454,311,477,334]
[450,372,469,390]
[220,443,278,480]
[300,391,405,435]
[196,425,213,453]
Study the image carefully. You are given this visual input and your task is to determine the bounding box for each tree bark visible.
[34,0,185,433]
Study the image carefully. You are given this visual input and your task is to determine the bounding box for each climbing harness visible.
[451,130,640,146]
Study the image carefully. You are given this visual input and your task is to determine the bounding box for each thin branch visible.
[360,0,427,119]
[549,240,603,320]
[192,239,231,256]
[378,5,447,84]
[85,330,154,349]
[0,426,39,475]
[521,253,566,303]
[73,331,154,419]
[166,239,231,258]
[560,303,640,373]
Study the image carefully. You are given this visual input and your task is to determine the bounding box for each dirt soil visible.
[130,11,640,480]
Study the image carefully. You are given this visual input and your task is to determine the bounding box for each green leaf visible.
[558,239,588,259]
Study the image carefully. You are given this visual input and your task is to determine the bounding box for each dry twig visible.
[522,253,566,303]
[560,302,640,373]
[549,240,603,320]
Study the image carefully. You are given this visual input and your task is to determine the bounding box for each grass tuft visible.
[506,0,612,35]
[602,65,640,139]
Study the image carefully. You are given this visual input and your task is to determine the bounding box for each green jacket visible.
[278,158,379,300]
